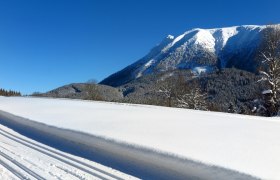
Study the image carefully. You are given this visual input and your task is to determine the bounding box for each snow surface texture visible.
[0,108,253,180]
[0,97,279,179]
[0,123,137,180]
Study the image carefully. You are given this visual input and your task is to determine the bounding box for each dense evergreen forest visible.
[0,88,21,96]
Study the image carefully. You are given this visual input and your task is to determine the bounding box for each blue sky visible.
[0,0,279,94]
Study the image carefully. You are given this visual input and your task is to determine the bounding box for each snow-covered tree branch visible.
[176,87,208,110]
[258,24,280,116]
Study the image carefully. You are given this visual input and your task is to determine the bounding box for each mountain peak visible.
[100,25,268,87]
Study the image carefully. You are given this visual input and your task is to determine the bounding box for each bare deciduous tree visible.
[85,84,103,101]
[158,72,208,110]
[158,76,176,107]
[258,24,280,116]
[86,78,98,84]
[176,83,208,111]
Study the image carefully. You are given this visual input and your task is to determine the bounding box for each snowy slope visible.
[0,96,280,179]
[0,124,137,180]
[101,25,265,86]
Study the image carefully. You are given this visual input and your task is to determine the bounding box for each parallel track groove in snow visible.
[0,158,26,179]
[0,128,122,180]
[0,151,45,180]
[0,128,123,180]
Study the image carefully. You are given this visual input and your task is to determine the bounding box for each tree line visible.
[0,88,21,96]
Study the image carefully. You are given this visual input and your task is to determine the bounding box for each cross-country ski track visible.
[0,123,137,180]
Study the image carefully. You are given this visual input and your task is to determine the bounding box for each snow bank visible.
[0,96,279,179]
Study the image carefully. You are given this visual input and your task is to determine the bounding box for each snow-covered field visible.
[0,96,280,179]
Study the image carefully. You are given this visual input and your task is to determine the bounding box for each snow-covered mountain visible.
[101,25,265,86]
